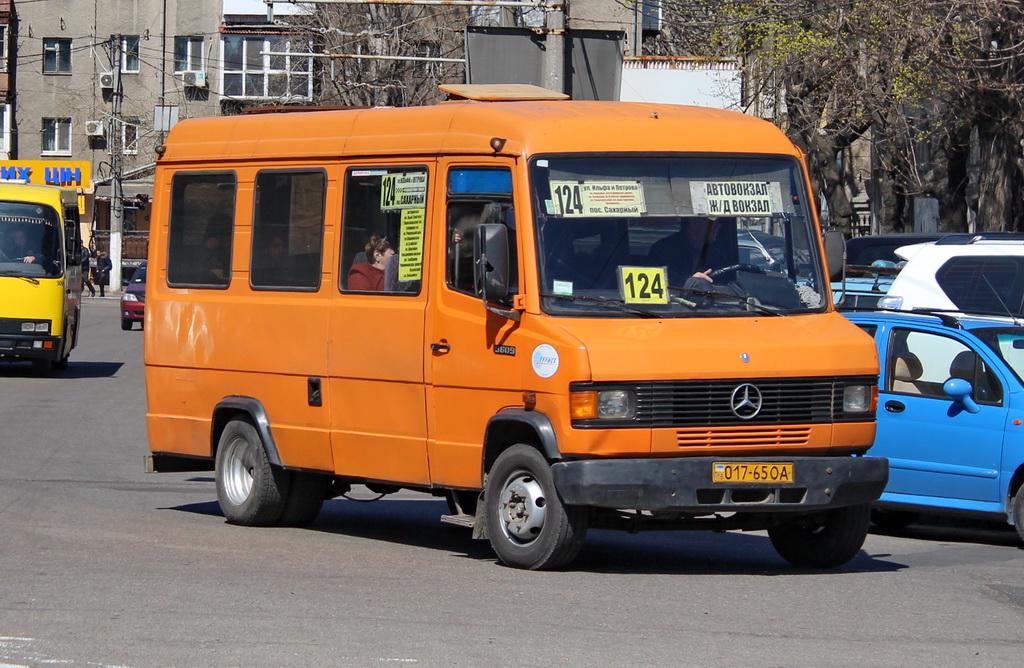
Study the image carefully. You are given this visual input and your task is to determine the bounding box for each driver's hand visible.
[23,255,36,264]
[691,268,713,283]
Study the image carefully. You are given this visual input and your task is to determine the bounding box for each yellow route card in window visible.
[618,266,668,304]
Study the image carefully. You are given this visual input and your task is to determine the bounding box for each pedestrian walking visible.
[81,246,96,296]
[95,251,112,297]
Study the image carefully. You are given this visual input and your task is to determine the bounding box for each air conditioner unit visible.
[183,71,207,89]
[84,120,105,137]
[99,72,114,90]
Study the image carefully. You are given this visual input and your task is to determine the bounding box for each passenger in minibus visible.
[348,235,394,291]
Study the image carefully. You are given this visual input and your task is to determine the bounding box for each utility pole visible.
[109,35,124,290]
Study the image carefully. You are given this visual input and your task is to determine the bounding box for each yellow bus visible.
[145,84,887,570]
[0,182,83,375]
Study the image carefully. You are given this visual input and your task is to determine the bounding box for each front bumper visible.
[0,333,62,361]
[551,456,888,513]
[121,303,144,321]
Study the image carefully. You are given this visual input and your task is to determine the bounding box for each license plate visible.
[712,462,794,484]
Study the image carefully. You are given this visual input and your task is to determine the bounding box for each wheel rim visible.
[496,470,547,545]
[221,435,255,505]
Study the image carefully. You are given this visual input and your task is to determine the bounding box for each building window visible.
[0,27,8,73]
[111,117,140,155]
[222,33,313,99]
[174,36,204,73]
[41,118,72,154]
[0,105,10,158]
[43,38,72,74]
[122,35,141,73]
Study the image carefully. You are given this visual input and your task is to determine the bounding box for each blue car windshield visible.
[529,155,825,318]
[974,327,1024,385]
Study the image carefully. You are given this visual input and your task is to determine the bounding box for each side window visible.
[250,170,325,291]
[446,167,516,297]
[167,172,236,288]
[887,328,1003,405]
[339,166,426,294]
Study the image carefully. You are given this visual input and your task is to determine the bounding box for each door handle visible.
[430,341,451,354]
[884,400,906,413]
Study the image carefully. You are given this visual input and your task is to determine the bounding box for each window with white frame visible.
[174,36,204,73]
[222,33,313,99]
[0,105,10,158]
[42,118,72,154]
[122,35,141,73]
[122,117,140,155]
[43,38,72,74]
[0,27,8,72]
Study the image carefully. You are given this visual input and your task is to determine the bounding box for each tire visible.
[121,319,132,331]
[215,419,288,526]
[768,503,871,568]
[1012,488,1024,545]
[277,471,330,527]
[53,354,69,371]
[485,445,589,570]
[870,508,919,530]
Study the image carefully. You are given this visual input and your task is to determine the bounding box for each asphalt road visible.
[1,298,1023,667]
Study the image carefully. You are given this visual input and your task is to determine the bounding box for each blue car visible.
[844,310,1024,543]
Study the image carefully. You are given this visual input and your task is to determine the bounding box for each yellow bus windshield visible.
[0,202,63,278]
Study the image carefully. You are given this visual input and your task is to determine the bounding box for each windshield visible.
[0,201,63,278]
[131,264,147,283]
[530,155,825,317]
[974,326,1024,385]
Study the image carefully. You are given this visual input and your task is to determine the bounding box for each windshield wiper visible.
[668,284,783,316]
[540,293,661,318]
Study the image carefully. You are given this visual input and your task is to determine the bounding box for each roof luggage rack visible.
[438,83,570,102]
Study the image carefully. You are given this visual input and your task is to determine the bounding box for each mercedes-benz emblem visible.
[730,383,763,419]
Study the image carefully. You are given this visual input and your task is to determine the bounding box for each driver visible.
[2,227,38,263]
[647,217,732,285]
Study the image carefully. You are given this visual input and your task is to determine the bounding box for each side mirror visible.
[474,223,510,302]
[824,230,846,283]
[473,223,519,321]
[943,378,980,414]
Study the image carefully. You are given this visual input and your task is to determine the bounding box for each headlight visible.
[122,293,139,302]
[22,322,49,333]
[843,384,875,413]
[570,389,637,420]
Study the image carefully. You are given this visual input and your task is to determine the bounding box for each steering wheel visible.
[707,263,766,280]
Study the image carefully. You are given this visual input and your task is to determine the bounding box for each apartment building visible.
[10,0,313,264]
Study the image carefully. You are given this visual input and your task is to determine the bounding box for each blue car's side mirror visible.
[944,378,980,414]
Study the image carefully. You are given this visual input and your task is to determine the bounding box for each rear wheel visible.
[1012,487,1024,545]
[215,419,288,526]
[485,445,588,570]
[768,503,871,568]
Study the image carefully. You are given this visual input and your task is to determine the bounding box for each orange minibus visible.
[145,84,886,570]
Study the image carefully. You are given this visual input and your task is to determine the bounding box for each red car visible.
[120,261,146,330]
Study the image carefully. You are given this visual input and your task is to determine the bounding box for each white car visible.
[880,233,1024,315]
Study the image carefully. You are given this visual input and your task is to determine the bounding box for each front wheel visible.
[121,319,132,331]
[768,503,870,568]
[485,445,589,570]
[1012,488,1024,545]
[215,419,288,526]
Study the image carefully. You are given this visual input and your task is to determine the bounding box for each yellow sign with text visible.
[618,266,668,304]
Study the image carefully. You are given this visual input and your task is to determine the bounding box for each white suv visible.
[880,233,1024,314]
